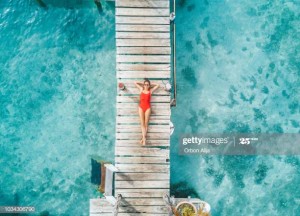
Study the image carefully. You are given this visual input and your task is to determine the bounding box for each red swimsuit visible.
[139,91,151,112]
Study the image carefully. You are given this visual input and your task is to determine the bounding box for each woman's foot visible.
[142,137,146,145]
[140,137,143,144]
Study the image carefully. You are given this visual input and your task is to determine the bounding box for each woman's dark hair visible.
[143,78,151,89]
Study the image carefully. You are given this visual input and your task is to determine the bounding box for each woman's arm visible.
[134,81,143,92]
[150,83,160,94]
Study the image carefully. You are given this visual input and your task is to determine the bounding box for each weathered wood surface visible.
[96,0,172,214]
[116,173,170,181]
[116,24,169,32]
[119,198,167,206]
[117,116,170,124]
[117,47,171,55]
[117,63,170,71]
[118,206,168,214]
[115,147,169,157]
[116,8,169,16]
[116,0,169,8]
[116,124,170,133]
[90,199,114,214]
[116,32,170,39]
[116,139,170,146]
[115,180,169,188]
[116,133,170,139]
[115,156,169,164]
[118,71,170,79]
[117,39,170,47]
[116,16,170,25]
[116,164,170,172]
[117,55,171,63]
[115,189,170,198]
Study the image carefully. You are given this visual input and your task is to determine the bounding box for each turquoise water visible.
[1,0,300,215]
[171,0,300,215]
[0,1,116,215]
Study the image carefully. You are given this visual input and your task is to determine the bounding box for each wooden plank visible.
[116,24,169,32]
[116,0,169,8]
[90,198,114,207]
[115,173,169,181]
[116,133,170,139]
[115,180,169,188]
[115,156,169,164]
[117,47,171,55]
[118,71,170,79]
[116,125,170,133]
[116,16,169,25]
[116,32,170,39]
[116,128,170,133]
[90,199,114,213]
[115,188,169,198]
[117,95,170,103]
[116,8,169,16]
[116,164,169,172]
[105,168,114,196]
[116,142,169,147]
[116,139,170,146]
[117,39,169,47]
[117,116,169,124]
[90,213,113,216]
[118,205,168,213]
[106,195,117,206]
[120,198,166,206]
[117,108,170,115]
[117,63,170,71]
[115,147,169,156]
[117,55,170,63]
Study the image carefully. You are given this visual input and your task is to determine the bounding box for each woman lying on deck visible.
[134,78,160,145]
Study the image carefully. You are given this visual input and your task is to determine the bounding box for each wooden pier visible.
[115,0,171,215]
[90,0,171,215]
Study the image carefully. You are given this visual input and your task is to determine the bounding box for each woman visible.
[134,78,160,145]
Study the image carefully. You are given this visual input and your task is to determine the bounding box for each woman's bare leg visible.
[143,108,151,145]
[138,107,146,144]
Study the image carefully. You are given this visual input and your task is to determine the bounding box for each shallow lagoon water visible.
[1,1,115,214]
[0,0,300,215]
[172,0,300,215]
